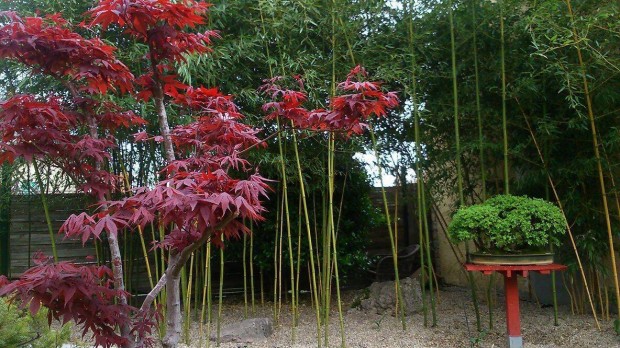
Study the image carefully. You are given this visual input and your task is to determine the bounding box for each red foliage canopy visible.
[88,0,218,62]
[0,253,158,348]
[0,95,128,198]
[261,66,400,135]
[0,12,133,94]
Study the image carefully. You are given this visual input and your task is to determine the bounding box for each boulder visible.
[359,275,423,315]
[211,317,274,343]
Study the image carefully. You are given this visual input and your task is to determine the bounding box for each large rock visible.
[211,317,274,343]
[359,275,423,315]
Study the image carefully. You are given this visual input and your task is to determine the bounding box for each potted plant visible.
[448,195,566,265]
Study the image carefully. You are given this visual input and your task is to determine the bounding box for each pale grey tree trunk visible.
[162,254,183,348]
[85,114,135,348]
[67,78,136,348]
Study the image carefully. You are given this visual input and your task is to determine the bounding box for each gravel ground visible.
[65,285,618,347]
[175,286,619,348]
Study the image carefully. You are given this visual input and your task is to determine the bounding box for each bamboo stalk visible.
[499,0,509,194]
[472,0,494,328]
[216,237,224,347]
[206,242,213,348]
[250,223,256,314]
[471,0,486,201]
[370,127,406,329]
[448,0,481,331]
[32,159,57,262]
[564,0,619,323]
[274,116,296,329]
[327,135,346,347]
[407,0,436,325]
[518,98,600,328]
[290,126,322,342]
[184,253,195,342]
[243,232,248,319]
[199,244,209,346]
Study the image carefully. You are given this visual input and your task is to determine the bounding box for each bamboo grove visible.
[0,0,618,346]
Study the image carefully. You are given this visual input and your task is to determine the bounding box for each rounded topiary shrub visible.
[448,195,565,253]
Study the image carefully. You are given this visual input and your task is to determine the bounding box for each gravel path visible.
[179,286,619,348]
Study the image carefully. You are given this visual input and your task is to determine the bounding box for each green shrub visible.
[0,297,71,348]
[448,195,565,253]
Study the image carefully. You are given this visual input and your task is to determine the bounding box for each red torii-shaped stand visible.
[464,263,567,348]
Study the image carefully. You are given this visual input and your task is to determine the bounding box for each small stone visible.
[211,317,274,343]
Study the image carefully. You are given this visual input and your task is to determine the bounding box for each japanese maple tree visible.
[0,2,269,348]
[0,10,149,347]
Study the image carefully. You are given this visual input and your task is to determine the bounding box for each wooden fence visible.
[7,194,96,277]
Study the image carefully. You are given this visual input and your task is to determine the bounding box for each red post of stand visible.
[464,263,567,348]
[503,272,522,347]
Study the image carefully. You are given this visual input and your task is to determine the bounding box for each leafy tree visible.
[0,2,268,348]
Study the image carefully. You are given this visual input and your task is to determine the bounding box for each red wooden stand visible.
[464,263,567,348]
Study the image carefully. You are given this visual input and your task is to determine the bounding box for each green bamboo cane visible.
[243,232,248,319]
[273,191,282,322]
[206,242,213,348]
[199,245,209,346]
[321,177,332,346]
[471,0,486,201]
[32,159,57,262]
[407,0,436,326]
[295,192,303,325]
[217,237,224,347]
[290,126,322,343]
[500,0,509,194]
[471,0,494,329]
[327,135,346,347]
[259,2,298,332]
[448,0,482,331]
[518,98,600,329]
[369,126,406,329]
[250,223,256,314]
[183,253,195,342]
[275,116,296,328]
[194,248,201,323]
[180,264,189,339]
[542,92,559,327]
[564,0,620,323]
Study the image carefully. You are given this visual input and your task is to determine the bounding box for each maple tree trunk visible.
[151,65,177,164]
[151,71,183,346]
[70,81,134,344]
[84,114,134,348]
[162,254,183,348]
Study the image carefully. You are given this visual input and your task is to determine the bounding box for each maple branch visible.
[168,212,239,276]
[139,212,239,313]
[140,273,166,313]
[237,128,283,156]
[147,43,176,163]
[27,145,82,187]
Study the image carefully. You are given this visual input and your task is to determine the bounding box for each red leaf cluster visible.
[261,66,399,136]
[75,97,147,131]
[0,12,133,94]
[62,170,269,250]
[0,95,111,194]
[89,0,219,62]
[0,94,145,198]
[260,76,313,129]
[0,253,157,348]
